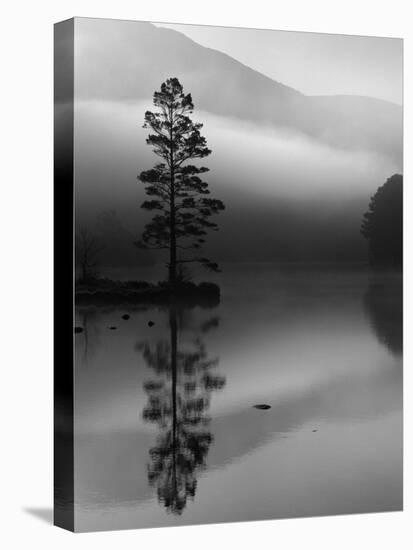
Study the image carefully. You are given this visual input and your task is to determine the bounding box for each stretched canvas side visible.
[54,17,75,532]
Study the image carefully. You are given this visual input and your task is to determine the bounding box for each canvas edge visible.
[53,17,75,533]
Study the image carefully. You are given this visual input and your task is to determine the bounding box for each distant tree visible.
[96,209,148,267]
[361,174,402,267]
[76,227,102,282]
[136,78,225,286]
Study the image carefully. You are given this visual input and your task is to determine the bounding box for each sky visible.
[156,23,403,105]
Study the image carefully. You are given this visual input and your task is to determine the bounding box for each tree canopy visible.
[361,174,402,267]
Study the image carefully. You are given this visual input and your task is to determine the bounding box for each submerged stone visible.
[121,314,130,320]
[74,326,83,334]
[148,321,155,327]
[253,404,271,410]
[109,326,118,330]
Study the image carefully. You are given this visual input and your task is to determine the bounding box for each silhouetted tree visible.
[136,78,225,286]
[76,227,102,282]
[361,174,402,267]
[136,306,225,514]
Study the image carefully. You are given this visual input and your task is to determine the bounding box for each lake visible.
[74,264,402,531]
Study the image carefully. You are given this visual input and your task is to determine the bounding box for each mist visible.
[74,99,399,265]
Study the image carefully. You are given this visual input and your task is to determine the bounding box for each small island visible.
[75,277,220,307]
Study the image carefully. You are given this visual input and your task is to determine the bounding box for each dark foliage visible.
[361,174,402,267]
[136,78,225,284]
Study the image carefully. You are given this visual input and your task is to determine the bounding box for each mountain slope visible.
[75,18,402,162]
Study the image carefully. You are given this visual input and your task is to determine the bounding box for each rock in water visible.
[148,321,155,327]
[74,326,83,334]
[121,314,130,320]
[109,326,118,330]
[253,404,271,410]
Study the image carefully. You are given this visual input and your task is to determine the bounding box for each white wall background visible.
[0,1,411,548]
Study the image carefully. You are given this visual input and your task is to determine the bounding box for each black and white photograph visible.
[3,2,411,548]
[54,16,404,531]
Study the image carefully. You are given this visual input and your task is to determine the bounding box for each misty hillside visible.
[75,19,402,162]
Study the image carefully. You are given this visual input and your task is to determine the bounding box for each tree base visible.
[75,278,220,308]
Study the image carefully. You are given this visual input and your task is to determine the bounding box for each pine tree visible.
[136,78,225,286]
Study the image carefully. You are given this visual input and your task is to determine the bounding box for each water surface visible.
[74,264,402,531]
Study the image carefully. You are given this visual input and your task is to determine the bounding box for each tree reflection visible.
[364,275,402,356]
[137,306,225,514]
[76,307,100,367]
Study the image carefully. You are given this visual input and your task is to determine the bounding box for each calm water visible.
[74,264,402,531]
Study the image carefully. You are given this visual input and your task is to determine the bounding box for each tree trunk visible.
[169,105,176,288]
[169,210,176,287]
